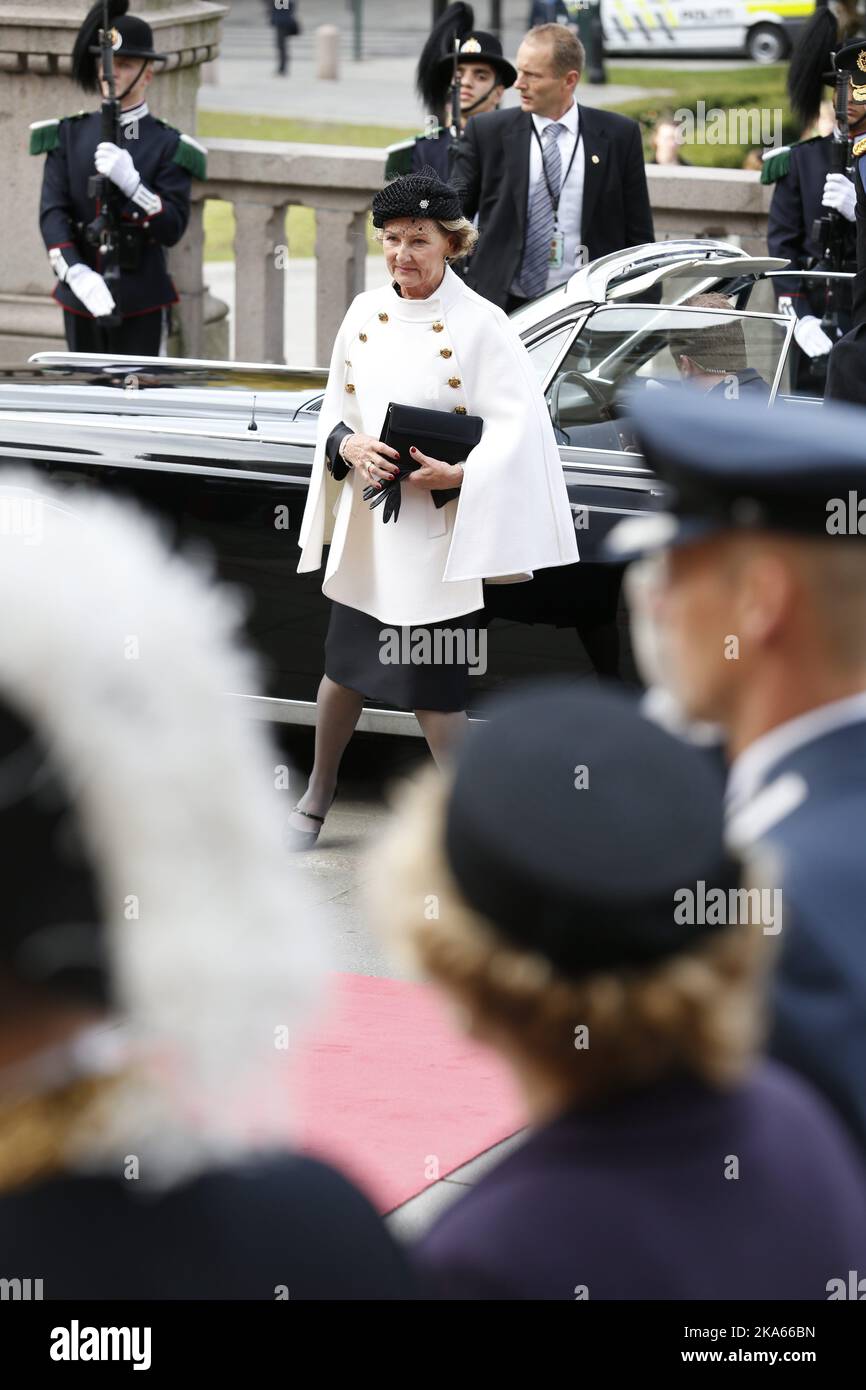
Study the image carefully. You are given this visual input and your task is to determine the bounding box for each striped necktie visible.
[519,121,565,301]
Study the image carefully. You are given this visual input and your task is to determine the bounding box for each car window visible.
[524,324,573,384]
[545,304,787,451]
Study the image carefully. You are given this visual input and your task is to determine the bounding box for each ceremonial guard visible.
[764,1,863,394]
[827,39,866,404]
[30,1,207,356]
[385,4,515,181]
[607,390,866,1158]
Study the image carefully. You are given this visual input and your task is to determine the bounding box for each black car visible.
[0,241,809,733]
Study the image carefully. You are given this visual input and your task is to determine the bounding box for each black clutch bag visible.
[364,402,483,522]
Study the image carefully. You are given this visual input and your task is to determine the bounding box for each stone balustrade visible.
[174,142,775,368]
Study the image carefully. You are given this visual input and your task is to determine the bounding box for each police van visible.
[600,0,814,64]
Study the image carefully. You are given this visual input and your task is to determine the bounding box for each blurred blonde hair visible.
[366,767,775,1103]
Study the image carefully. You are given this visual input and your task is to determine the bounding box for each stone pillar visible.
[232,201,286,363]
[0,0,228,364]
[314,207,368,367]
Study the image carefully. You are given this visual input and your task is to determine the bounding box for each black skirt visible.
[324,601,486,712]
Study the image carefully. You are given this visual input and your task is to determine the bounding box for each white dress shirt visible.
[726,691,866,817]
[511,99,585,297]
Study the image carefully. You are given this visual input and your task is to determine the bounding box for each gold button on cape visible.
[432,321,444,332]
[345,383,356,393]
[378,312,389,322]
[440,348,453,359]
[359,332,368,342]
[454,405,467,414]
[448,376,462,388]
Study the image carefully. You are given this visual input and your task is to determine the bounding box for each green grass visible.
[198,111,416,261]
[604,63,795,168]
[200,67,796,260]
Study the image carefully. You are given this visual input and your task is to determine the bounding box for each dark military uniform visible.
[386,125,454,183]
[385,11,515,186]
[32,104,206,354]
[825,39,866,403]
[764,135,857,395]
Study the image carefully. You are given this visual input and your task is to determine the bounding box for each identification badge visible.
[549,230,564,268]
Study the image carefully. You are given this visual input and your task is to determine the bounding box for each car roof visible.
[508,238,789,329]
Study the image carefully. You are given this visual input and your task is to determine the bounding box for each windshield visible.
[545,304,788,452]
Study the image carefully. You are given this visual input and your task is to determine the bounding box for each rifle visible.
[84,0,122,324]
[810,66,854,342]
[449,34,462,138]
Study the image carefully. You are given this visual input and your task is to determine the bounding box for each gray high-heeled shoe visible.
[284,791,336,853]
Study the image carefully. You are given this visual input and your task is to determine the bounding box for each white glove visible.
[94,141,140,198]
[66,263,117,318]
[821,172,856,223]
[792,314,833,358]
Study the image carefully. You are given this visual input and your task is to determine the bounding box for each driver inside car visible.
[667,292,771,400]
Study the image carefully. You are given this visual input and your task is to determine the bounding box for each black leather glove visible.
[381,482,402,523]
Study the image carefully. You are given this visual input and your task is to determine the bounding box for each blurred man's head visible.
[514,25,584,120]
[647,533,866,749]
[609,393,866,757]
[651,115,684,164]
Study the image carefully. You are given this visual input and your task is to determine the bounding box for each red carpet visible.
[294,972,526,1213]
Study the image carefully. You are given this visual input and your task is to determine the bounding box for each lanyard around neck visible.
[532,120,579,224]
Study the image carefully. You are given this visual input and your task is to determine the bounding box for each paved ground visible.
[273,723,528,1235]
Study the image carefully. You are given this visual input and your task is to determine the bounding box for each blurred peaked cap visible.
[0,693,108,1008]
[444,680,740,979]
[605,390,866,563]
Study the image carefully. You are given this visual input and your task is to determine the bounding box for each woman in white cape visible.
[291,167,578,849]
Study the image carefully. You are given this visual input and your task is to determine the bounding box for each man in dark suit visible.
[450,22,654,312]
[610,389,866,1157]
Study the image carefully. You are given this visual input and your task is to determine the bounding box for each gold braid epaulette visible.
[853,135,866,159]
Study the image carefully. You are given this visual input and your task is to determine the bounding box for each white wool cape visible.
[298,266,579,625]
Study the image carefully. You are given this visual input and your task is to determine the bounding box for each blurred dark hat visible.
[605,390,866,563]
[372,167,463,225]
[444,681,739,980]
[72,0,167,93]
[0,694,107,1008]
[416,3,516,115]
[787,0,863,126]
